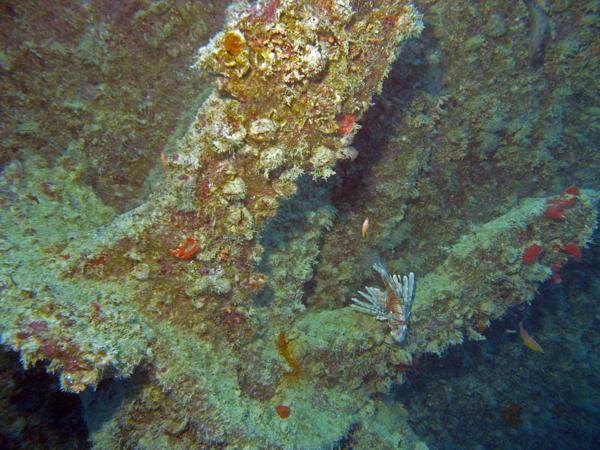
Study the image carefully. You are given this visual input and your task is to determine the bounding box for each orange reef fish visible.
[161,151,167,176]
[518,321,543,353]
[361,218,369,238]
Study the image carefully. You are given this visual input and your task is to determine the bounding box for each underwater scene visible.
[0,0,599,449]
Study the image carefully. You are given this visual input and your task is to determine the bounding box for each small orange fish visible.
[518,321,543,353]
[161,151,167,176]
[361,218,369,238]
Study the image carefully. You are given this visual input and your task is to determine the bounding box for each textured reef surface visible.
[0,0,599,448]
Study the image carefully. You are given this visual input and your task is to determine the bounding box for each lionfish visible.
[350,261,415,344]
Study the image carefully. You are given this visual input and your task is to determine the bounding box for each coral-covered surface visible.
[0,0,599,448]
[396,241,600,449]
[0,0,228,210]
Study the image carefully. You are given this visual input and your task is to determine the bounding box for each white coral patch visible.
[249,117,277,139]
[259,146,286,177]
[310,145,336,168]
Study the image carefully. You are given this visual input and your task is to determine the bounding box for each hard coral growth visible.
[192,0,423,180]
